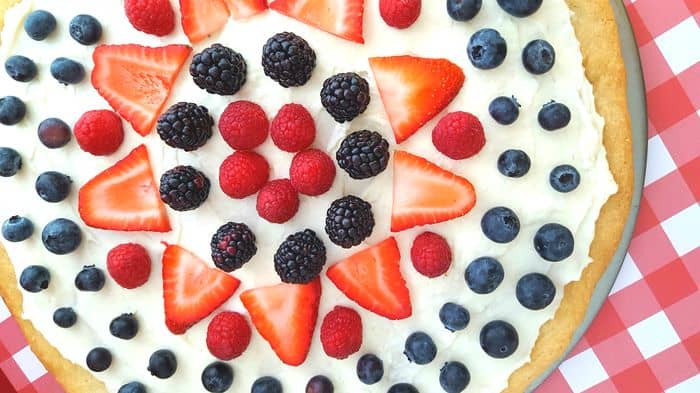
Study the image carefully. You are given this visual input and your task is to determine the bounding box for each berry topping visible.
[534,223,574,262]
[86,347,112,372]
[107,243,152,289]
[325,195,375,248]
[327,237,412,320]
[440,361,471,393]
[42,218,82,255]
[538,101,571,131]
[2,216,33,242]
[523,39,555,74]
[269,0,365,43]
[356,354,383,385]
[241,279,321,366]
[410,232,452,278]
[219,101,268,150]
[320,306,363,359]
[465,257,504,294]
[447,0,482,21]
[274,229,327,284]
[38,118,71,149]
[159,165,211,211]
[125,0,175,36]
[157,102,214,151]
[320,72,370,123]
[0,147,21,176]
[53,307,77,328]
[92,44,192,136]
[270,103,316,152]
[404,332,437,365]
[306,375,334,393]
[110,313,139,339]
[262,32,317,88]
[118,383,146,393]
[388,383,419,393]
[252,377,282,393]
[489,96,520,125]
[206,311,252,360]
[370,56,464,143]
[69,14,102,45]
[19,265,50,293]
[24,10,56,41]
[481,207,520,243]
[162,244,240,334]
[219,151,270,199]
[148,349,177,379]
[190,44,247,96]
[35,171,72,203]
[201,362,234,393]
[550,164,581,192]
[75,266,106,292]
[468,28,507,70]
[336,130,390,179]
[289,149,336,196]
[79,145,171,232]
[480,320,519,358]
[179,0,230,44]
[497,0,542,17]
[498,149,531,178]
[5,55,37,82]
[380,0,421,29]
[74,110,124,156]
[210,222,257,272]
[225,0,268,19]
[0,96,26,125]
[257,179,300,224]
[50,58,85,85]
[432,112,485,160]
[516,273,556,310]
[439,302,470,332]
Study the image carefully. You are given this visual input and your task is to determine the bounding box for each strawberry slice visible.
[240,279,321,366]
[369,56,465,143]
[163,244,240,334]
[392,150,476,232]
[326,237,412,320]
[92,44,191,136]
[180,0,230,43]
[224,0,268,19]
[269,0,365,43]
[78,145,171,232]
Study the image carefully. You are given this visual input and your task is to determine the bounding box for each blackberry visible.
[274,229,326,284]
[210,222,257,272]
[336,130,390,179]
[325,195,375,248]
[321,72,370,123]
[159,166,210,211]
[190,44,246,96]
[157,102,214,151]
[262,32,316,88]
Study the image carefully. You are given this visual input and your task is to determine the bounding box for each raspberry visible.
[219,101,269,150]
[270,104,316,152]
[410,232,452,278]
[124,0,175,36]
[256,179,300,224]
[320,306,362,359]
[289,149,336,196]
[106,243,151,289]
[432,111,485,160]
[380,0,422,29]
[206,311,251,361]
[219,151,269,199]
[74,110,124,156]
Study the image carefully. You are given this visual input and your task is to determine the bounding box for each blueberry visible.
[522,39,555,74]
[148,349,177,379]
[465,257,504,294]
[439,302,470,332]
[480,320,519,358]
[251,376,282,393]
[516,273,556,310]
[0,96,26,125]
[538,101,571,131]
[306,375,334,393]
[201,362,234,393]
[19,265,50,293]
[388,383,419,393]
[110,313,139,339]
[86,347,112,372]
[481,206,520,243]
[489,96,520,125]
[440,361,470,393]
[0,147,22,176]
[446,0,482,21]
[36,171,72,202]
[38,118,71,148]
[497,0,543,17]
[50,58,85,85]
[5,55,37,82]
[498,149,531,178]
[2,216,33,242]
[69,14,102,45]
[467,29,507,70]
[118,382,147,393]
[42,218,82,254]
[24,10,56,41]
[534,223,574,262]
[404,332,437,365]
[550,165,580,193]
[75,266,105,292]
[53,307,77,328]
[357,354,383,385]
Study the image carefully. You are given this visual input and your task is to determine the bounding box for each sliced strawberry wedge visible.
[392,150,476,232]
[369,56,465,143]
[78,145,171,232]
[163,244,240,334]
[92,44,191,136]
[240,279,321,366]
[326,237,412,320]
[224,0,267,19]
[269,0,365,44]
[180,0,230,43]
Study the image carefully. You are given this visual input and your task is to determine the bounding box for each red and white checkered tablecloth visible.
[0,0,698,392]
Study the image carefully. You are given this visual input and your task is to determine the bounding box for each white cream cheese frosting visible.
[0,0,617,392]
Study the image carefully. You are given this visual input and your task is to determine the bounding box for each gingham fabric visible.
[0,0,698,392]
